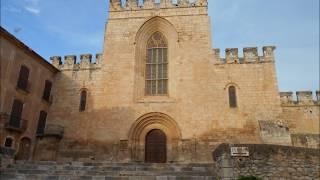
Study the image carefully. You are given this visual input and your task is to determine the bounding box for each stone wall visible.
[212,144,320,179]
[278,91,320,149]
[291,134,320,149]
[258,120,291,146]
[212,144,320,180]
[279,91,319,135]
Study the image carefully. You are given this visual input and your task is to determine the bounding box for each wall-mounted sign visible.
[231,147,249,157]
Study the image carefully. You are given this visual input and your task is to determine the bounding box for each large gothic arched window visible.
[145,32,168,96]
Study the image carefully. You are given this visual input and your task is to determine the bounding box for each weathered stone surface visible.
[213,144,320,180]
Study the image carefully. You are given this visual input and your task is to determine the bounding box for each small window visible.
[79,90,87,112]
[228,86,237,108]
[4,137,13,148]
[10,99,23,128]
[17,65,29,91]
[36,111,47,135]
[42,80,52,101]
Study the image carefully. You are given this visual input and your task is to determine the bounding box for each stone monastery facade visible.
[0,0,319,163]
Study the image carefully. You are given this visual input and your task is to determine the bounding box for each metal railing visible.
[16,81,31,93]
[37,124,64,138]
[42,95,53,105]
[0,113,28,132]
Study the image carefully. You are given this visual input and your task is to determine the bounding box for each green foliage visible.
[238,175,262,180]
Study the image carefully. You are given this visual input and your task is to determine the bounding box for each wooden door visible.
[16,138,31,160]
[145,129,166,163]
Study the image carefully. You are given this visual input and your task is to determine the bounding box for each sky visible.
[1,0,319,94]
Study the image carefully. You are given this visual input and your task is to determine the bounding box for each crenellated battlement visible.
[213,46,276,64]
[50,53,103,70]
[280,91,320,106]
[109,0,208,11]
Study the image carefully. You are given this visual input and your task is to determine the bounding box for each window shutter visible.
[36,111,47,134]
[42,80,52,101]
[17,66,29,90]
[10,100,23,128]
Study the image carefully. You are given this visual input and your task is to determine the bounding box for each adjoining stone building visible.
[0,27,60,160]
[0,0,319,163]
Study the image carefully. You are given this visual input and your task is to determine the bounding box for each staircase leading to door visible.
[1,161,217,180]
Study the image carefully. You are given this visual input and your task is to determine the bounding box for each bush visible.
[238,175,262,180]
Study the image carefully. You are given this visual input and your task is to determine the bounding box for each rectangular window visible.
[17,65,29,91]
[36,111,47,135]
[42,80,52,102]
[229,86,238,108]
[79,91,87,112]
[10,100,23,128]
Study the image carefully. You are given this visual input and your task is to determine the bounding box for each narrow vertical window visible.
[79,90,87,112]
[17,65,29,91]
[145,32,168,96]
[228,86,237,108]
[42,80,52,101]
[10,99,23,128]
[36,111,47,135]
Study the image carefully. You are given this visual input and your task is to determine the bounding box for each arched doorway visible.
[128,112,181,162]
[16,137,31,160]
[145,129,166,163]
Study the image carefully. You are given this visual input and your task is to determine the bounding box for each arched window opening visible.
[145,32,168,96]
[10,99,24,128]
[36,111,47,135]
[4,137,14,148]
[17,65,29,91]
[79,90,87,112]
[228,86,237,108]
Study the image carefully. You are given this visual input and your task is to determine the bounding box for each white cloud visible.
[23,0,41,15]
[25,6,40,15]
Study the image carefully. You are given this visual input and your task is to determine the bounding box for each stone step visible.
[2,169,215,176]
[14,161,214,167]
[1,174,217,180]
[6,164,214,172]
[7,162,215,172]
[1,161,217,179]
[6,165,214,172]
